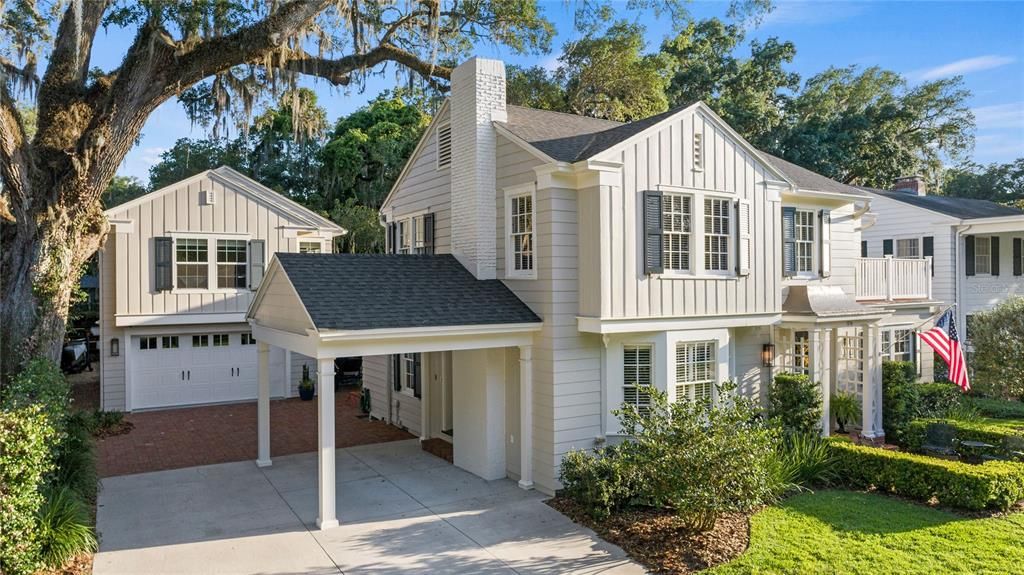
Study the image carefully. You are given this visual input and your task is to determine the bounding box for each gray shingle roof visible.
[276,253,541,331]
[758,153,868,197]
[861,188,1024,219]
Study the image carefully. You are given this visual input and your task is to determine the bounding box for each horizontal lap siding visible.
[594,110,781,320]
[960,230,1024,319]
[99,241,126,410]
[362,356,390,421]
[388,108,452,253]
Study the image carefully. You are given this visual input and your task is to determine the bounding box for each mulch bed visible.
[547,497,751,574]
[421,437,454,463]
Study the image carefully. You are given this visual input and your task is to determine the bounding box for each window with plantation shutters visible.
[675,341,715,404]
[704,198,730,272]
[623,344,653,413]
[662,194,691,271]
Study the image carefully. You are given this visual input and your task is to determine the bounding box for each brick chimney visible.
[449,58,507,280]
[893,175,926,196]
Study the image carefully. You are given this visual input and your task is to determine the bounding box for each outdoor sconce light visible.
[761,343,775,368]
[110,338,120,357]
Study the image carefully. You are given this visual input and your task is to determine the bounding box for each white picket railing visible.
[855,256,932,301]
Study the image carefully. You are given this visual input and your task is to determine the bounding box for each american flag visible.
[918,310,970,392]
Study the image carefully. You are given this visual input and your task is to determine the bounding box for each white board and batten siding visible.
[585,108,784,320]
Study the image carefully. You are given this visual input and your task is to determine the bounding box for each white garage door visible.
[130,333,258,410]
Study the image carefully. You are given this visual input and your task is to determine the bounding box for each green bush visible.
[917,382,962,418]
[829,439,1024,510]
[906,419,1024,459]
[972,397,1024,420]
[769,373,822,435]
[559,446,644,520]
[54,412,98,503]
[771,432,837,490]
[614,383,782,530]
[967,297,1024,399]
[882,361,919,446]
[37,486,97,569]
[0,404,59,575]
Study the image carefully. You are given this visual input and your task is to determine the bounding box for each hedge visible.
[830,439,1024,510]
[971,397,1024,420]
[917,382,962,418]
[905,419,1024,457]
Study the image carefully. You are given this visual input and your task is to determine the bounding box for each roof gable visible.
[104,166,344,233]
[861,188,1023,220]
[380,99,451,212]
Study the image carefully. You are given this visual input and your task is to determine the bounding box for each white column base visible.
[316,518,339,530]
[517,479,534,490]
[256,459,273,468]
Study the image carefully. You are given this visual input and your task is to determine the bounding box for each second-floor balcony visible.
[855,256,933,302]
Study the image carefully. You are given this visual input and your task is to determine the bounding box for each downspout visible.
[954,223,972,334]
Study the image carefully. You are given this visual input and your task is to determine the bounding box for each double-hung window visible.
[622,344,653,413]
[896,238,920,259]
[176,239,209,289]
[662,194,692,271]
[795,210,815,274]
[675,341,716,403]
[216,240,247,289]
[402,353,419,394]
[396,215,429,254]
[704,198,730,272]
[506,186,535,278]
[881,328,915,365]
[975,237,992,274]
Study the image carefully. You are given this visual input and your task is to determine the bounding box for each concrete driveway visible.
[94,439,644,574]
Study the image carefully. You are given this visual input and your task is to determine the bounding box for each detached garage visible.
[99,167,345,412]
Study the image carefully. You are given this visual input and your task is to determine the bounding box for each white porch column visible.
[420,354,430,442]
[518,345,533,490]
[861,325,882,439]
[808,330,830,438]
[256,341,272,467]
[871,324,884,438]
[316,357,338,530]
[826,328,840,437]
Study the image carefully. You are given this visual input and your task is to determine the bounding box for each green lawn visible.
[710,490,1024,575]
[976,417,1024,434]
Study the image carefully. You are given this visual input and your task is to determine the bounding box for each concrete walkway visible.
[95,439,645,574]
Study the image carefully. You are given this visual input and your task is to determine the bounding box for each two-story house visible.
[99,167,345,412]
[245,58,937,530]
[861,179,1024,351]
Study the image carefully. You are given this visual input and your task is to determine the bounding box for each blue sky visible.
[93,0,1024,182]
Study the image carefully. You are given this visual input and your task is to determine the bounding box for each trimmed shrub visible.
[917,382,962,418]
[882,361,919,446]
[830,439,1024,510]
[769,373,822,435]
[972,397,1024,420]
[968,296,1024,399]
[906,419,1024,459]
[559,446,643,520]
[0,404,59,575]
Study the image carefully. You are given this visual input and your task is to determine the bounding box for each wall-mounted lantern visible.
[761,343,775,368]
[110,338,120,357]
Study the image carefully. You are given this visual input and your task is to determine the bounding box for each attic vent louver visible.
[437,123,452,169]
[692,132,704,172]
[200,189,216,205]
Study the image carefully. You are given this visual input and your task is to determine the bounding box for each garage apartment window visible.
[506,186,535,278]
[213,334,230,347]
[675,341,716,403]
[241,333,256,345]
[161,336,179,349]
[176,238,209,289]
[192,335,209,348]
[140,336,158,350]
[623,344,653,414]
[299,241,322,253]
[217,240,247,288]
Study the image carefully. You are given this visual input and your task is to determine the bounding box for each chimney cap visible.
[892,175,926,196]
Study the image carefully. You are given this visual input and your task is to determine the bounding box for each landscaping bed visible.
[548,497,751,574]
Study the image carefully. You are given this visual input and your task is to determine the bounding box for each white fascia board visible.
[208,168,345,234]
[578,312,781,334]
[107,218,135,233]
[249,322,321,357]
[783,188,869,204]
[312,328,539,359]
[380,99,451,213]
[318,322,542,342]
[115,312,248,327]
[779,311,892,326]
[103,170,216,216]
[244,259,318,333]
[957,215,1024,234]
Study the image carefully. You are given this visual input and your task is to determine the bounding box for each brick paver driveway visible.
[97,386,413,477]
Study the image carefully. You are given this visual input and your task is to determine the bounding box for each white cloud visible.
[761,1,868,26]
[138,147,168,166]
[915,55,1015,81]
[972,102,1024,130]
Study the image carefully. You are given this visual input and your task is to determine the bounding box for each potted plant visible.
[299,365,315,401]
[831,392,861,434]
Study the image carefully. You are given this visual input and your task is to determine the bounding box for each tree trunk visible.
[0,170,106,381]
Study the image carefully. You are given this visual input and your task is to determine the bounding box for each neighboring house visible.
[99,167,345,411]
[246,58,938,526]
[861,179,1024,349]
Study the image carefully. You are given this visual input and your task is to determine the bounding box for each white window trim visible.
[436,122,452,171]
[656,186,737,279]
[169,232,252,294]
[793,209,817,279]
[895,236,921,259]
[974,236,992,276]
[391,210,429,255]
[674,340,718,404]
[504,183,537,280]
[298,239,326,254]
[401,353,418,397]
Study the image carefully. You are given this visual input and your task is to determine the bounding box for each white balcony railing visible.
[855,256,933,302]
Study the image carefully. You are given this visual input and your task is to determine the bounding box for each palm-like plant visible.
[830,393,861,434]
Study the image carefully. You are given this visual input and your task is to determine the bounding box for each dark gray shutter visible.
[965,235,975,276]
[861,240,867,258]
[412,353,422,399]
[819,209,831,278]
[991,236,1000,276]
[386,222,397,254]
[882,239,893,256]
[423,213,435,255]
[392,354,402,391]
[782,206,796,277]
[1014,238,1022,276]
[155,237,173,291]
[923,236,934,276]
[248,239,265,289]
[642,190,664,274]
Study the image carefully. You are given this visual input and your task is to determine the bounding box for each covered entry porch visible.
[246,253,542,529]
